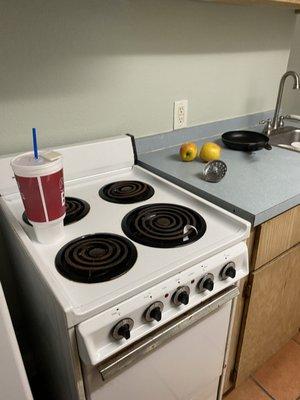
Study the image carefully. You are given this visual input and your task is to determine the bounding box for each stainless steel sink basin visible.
[269,126,300,151]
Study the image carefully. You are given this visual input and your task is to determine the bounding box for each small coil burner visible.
[22,197,90,226]
[122,203,206,248]
[55,234,137,283]
[99,180,154,204]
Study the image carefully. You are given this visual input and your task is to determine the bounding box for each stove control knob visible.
[111,318,134,341]
[220,262,236,280]
[144,301,164,322]
[172,286,190,306]
[198,273,214,292]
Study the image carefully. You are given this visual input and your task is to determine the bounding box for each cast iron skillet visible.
[222,130,272,152]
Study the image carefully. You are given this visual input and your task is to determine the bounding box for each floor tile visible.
[254,340,300,400]
[293,331,300,345]
[224,378,270,400]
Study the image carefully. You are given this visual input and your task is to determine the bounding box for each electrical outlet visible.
[173,100,188,130]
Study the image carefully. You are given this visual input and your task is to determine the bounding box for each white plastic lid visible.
[11,151,63,177]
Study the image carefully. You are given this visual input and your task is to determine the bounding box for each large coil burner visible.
[55,233,137,283]
[122,203,206,248]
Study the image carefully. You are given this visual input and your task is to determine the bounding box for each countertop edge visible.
[254,194,300,226]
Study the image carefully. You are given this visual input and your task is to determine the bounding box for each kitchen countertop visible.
[137,129,300,226]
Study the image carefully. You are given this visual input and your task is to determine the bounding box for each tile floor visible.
[224,331,300,400]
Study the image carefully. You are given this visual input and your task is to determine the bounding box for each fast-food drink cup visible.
[11,151,66,244]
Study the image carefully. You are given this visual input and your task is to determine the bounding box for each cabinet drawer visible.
[252,205,300,269]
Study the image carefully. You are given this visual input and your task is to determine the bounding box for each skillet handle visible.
[265,143,272,151]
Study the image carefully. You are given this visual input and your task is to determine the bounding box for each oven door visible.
[80,286,238,400]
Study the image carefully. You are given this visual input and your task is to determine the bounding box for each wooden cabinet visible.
[223,205,300,394]
[252,205,300,269]
[234,244,300,384]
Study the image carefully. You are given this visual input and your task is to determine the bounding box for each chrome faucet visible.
[269,71,300,133]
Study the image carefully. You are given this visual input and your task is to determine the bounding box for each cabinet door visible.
[235,244,300,385]
[252,205,300,269]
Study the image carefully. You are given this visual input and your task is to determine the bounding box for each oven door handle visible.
[98,286,239,381]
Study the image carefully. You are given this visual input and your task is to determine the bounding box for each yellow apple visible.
[180,142,198,162]
[199,142,221,162]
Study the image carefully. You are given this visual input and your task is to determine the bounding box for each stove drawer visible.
[81,287,238,400]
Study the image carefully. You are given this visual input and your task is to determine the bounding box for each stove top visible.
[22,196,90,226]
[122,203,206,248]
[0,136,250,324]
[99,180,154,204]
[55,233,137,283]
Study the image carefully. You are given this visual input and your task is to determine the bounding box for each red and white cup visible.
[11,151,66,244]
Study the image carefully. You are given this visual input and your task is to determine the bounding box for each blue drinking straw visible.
[32,128,39,159]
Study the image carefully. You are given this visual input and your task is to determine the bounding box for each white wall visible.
[283,15,300,115]
[0,0,295,155]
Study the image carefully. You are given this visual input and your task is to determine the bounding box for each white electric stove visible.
[0,135,250,400]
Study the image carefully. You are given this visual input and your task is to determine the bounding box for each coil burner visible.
[122,203,206,248]
[99,181,154,204]
[55,233,137,283]
[23,197,90,226]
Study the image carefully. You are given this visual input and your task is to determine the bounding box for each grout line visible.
[292,337,300,346]
[250,376,276,400]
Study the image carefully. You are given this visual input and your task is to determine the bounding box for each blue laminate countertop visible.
[137,133,300,226]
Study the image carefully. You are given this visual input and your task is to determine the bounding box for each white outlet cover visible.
[174,100,188,130]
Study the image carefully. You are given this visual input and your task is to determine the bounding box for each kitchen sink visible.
[269,126,300,151]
